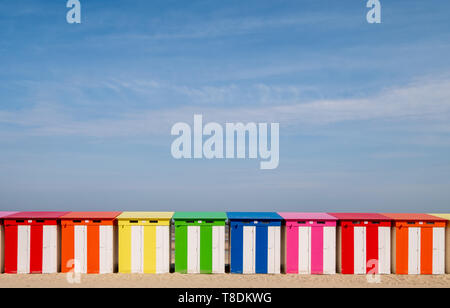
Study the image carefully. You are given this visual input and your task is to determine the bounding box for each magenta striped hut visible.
[279,213,337,274]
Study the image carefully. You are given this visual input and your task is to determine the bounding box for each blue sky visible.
[1,0,450,212]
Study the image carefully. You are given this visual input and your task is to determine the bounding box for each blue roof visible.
[227,212,283,221]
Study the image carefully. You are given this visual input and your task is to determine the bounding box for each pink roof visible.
[61,212,122,219]
[6,211,69,219]
[328,213,390,221]
[278,212,337,221]
[0,212,17,219]
[382,213,446,221]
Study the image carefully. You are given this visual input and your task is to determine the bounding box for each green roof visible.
[173,212,227,220]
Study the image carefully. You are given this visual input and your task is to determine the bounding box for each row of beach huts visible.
[0,211,449,275]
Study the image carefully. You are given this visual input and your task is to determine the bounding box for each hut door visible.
[323,226,336,274]
[188,226,200,273]
[353,227,366,274]
[243,226,256,273]
[212,226,225,273]
[377,227,391,274]
[17,225,30,274]
[432,227,445,274]
[131,226,143,273]
[408,227,420,274]
[42,225,57,274]
[298,226,311,274]
[267,226,280,274]
[99,226,114,274]
[156,226,170,273]
[74,225,87,273]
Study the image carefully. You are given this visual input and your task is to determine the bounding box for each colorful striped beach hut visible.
[173,212,226,274]
[228,212,282,274]
[383,213,446,275]
[430,214,450,273]
[117,212,173,274]
[329,213,391,275]
[278,212,337,274]
[61,212,121,274]
[0,212,17,273]
[4,212,68,274]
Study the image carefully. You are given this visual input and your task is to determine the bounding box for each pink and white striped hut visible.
[279,212,337,274]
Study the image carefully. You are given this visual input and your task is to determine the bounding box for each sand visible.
[0,273,449,288]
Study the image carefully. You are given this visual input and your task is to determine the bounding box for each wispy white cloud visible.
[1,75,450,139]
[370,152,427,159]
[88,12,348,43]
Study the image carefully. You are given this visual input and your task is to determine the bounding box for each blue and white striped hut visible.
[227,212,283,274]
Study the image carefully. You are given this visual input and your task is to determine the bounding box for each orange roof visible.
[382,213,446,221]
[61,212,122,219]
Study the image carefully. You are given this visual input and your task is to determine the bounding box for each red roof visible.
[5,212,69,219]
[61,212,122,219]
[382,213,446,221]
[328,213,390,221]
[0,212,17,219]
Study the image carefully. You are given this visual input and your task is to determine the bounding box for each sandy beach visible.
[0,273,449,288]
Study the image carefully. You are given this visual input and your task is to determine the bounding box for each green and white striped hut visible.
[173,212,227,274]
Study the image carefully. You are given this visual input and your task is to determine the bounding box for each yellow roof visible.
[117,212,174,220]
[429,213,450,220]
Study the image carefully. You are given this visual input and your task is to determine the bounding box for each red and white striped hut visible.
[4,212,68,274]
[329,213,392,275]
